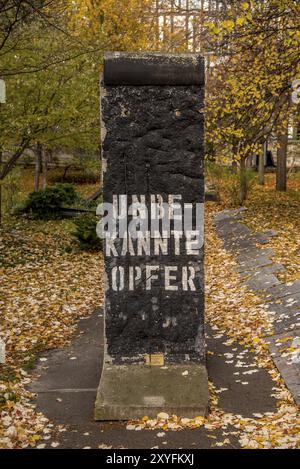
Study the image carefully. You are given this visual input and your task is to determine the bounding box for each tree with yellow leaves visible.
[205,0,300,201]
[68,0,155,51]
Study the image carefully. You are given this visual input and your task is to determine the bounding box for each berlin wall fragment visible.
[95,52,208,420]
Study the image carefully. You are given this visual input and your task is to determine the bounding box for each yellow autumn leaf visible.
[222,19,235,32]
[236,17,246,27]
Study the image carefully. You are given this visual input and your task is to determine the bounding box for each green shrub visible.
[21,183,79,219]
[72,213,102,251]
[227,168,256,206]
[1,167,22,215]
[205,161,256,205]
[52,183,79,205]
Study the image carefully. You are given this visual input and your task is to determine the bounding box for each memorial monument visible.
[95,52,208,420]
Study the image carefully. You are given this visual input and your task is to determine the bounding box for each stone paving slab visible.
[239,263,285,280]
[263,229,278,238]
[217,222,252,238]
[266,304,300,334]
[272,313,300,335]
[264,281,300,301]
[235,244,273,256]
[266,303,300,316]
[245,273,280,292]
[214,207,247,222]
[236,248,275,263]
[280,292,300,309]
[222,239,259,252]
[251,233,271,245]
[222,234,270,252]
[235,256,273,273]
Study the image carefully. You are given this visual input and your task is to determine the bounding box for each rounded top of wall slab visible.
[103,52,205,86]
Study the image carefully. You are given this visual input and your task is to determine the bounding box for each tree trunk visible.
[0,150,2,226]
[231,143,238,173]
[276,127,288,191]
[0,141,29,225]
[258,142,265,185]
[34,143,43,192]
[42,147,49,189]
[239,156,247,204]
[63,164,73,181]
[231,160,238,173]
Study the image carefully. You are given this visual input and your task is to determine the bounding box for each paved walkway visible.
[29,311,277,449]
[214,208,300,407]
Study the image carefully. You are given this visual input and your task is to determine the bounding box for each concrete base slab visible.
[95,363,209,421]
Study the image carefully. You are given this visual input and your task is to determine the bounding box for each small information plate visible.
[145,353,165,366]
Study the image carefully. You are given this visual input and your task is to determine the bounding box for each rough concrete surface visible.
[95,363,208,420]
